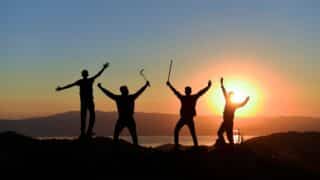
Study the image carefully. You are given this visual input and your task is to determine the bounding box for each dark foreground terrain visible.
[1,131,319,179]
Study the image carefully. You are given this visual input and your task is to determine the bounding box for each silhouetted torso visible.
[178,95,200,118]
[99,82,149,123]
[114,95,136,119]
[223,100,237,121]
[223,96,249,122]
[76,78,95,101]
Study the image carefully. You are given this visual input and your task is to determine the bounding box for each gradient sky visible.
[1,0,320,119]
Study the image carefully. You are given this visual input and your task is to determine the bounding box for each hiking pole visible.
[167,59,173,82]
[140,69,150,87]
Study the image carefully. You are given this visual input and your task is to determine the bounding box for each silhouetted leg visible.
[187,120,198,147]
[217,121,226,140]
[226,121,234,145]
[174,119,185,146]
[80,102,87,136]
[87,101,95,136]
[113,120,125,143]
[127,118,138,145]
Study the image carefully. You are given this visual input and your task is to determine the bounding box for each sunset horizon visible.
[2,1,320,178]
[2,1,319,120]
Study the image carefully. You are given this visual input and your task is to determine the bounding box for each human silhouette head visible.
[185,86,192,95]
[82,70,89,79]
[120,86,129,96]
[228,91,234,99]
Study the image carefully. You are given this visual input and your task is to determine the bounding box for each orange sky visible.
[0,56,316,119]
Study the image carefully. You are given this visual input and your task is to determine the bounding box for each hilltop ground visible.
[0,131,319,179]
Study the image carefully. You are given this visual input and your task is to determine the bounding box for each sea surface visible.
[38,136,255,147]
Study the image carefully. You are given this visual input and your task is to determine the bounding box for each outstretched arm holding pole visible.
[166,60,182,98]
[166,81,182,98]
[133,81,150,99]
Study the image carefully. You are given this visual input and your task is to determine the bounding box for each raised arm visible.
[133,81,150,99]
[92,63,109,80]
[236,96,250,108]
[220,77,227,100]
[97,83,117,100]
[196,80,212,97]
[56,81,79,91]
[166,81,182,99]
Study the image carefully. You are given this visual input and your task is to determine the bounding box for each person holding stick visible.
[139,69,150,86]
[166,60,212,147]
[56,62,109,139]
[97,77,150,145]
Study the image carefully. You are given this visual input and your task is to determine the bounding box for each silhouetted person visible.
[217,77,250,145]
[56,63,109,138]
[98,81,150,145]
[167,80,211,147]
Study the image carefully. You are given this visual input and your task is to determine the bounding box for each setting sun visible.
[208,78,263,117]
[230,89,247,104]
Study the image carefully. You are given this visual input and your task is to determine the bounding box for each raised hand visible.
[166,81,171,86]
[56,86,62,91]
[208,80,212,87]
[146,81,150,87]
[220,77,224,85]
[103,62,109,68]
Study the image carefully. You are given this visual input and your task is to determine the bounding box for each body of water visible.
[38,136,255,147]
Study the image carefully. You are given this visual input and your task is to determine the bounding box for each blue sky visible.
[1,0,320,118]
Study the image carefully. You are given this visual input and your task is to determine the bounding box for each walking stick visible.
[167,60,173,82]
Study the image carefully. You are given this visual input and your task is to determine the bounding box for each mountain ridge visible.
[0,111,319,137]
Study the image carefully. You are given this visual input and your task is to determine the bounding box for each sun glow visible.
[229,88,247,104]
[208,78,263,117]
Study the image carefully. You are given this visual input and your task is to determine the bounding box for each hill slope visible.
[0,131,319,178]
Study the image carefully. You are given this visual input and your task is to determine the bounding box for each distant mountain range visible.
[0,111,319,137]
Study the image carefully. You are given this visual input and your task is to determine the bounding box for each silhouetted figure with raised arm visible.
[56,63,109,139]
[98,81,150,145]
[217,77,250,146]
[167,80,211,148]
